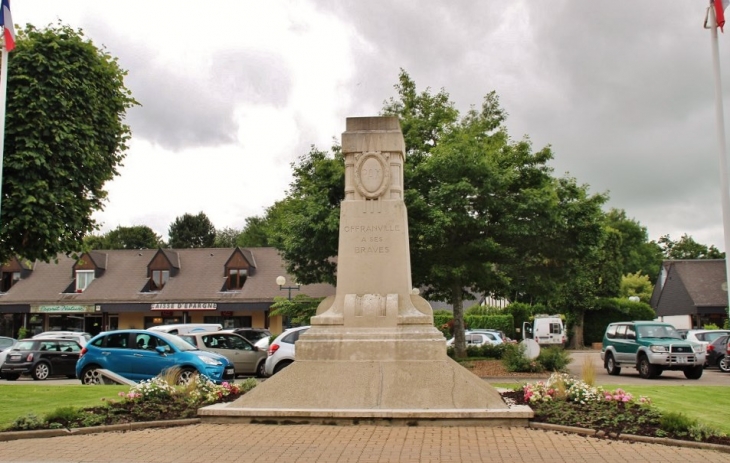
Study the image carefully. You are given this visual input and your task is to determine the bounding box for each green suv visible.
[601,321,706,379]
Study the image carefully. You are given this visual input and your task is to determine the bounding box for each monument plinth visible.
[201,117,531,424]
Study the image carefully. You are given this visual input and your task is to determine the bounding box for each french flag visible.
[0,0,14,51]
[716,0,730,33]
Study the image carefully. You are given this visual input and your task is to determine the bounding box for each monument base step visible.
[198,358,532,426]
[198,404,533,427]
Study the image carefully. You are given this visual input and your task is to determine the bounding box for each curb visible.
[529,422,730,454]
[0,419,200,442]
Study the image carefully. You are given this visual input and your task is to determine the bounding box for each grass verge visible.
[491,382,730,435]
[0,385,128,429]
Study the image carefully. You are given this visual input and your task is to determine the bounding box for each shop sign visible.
[32,305,96,314]
[150,303,217,311]
[221,311,233,317]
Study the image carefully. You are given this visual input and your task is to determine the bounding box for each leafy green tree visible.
[268,294,324,327]
[238,216,271,247]
[604,209,663,281]
[658,233,725,260]
[0,23,137,263]
[167,212,216,248]
[87,225,162,249]
[620,271,654,303]
[213,227,242,248]
[266,145,344,285]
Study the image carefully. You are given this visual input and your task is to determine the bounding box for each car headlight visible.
[649,345,668,353]
[692,344,705,353]
[198,355,222,366]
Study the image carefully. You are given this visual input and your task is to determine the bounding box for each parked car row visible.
[0,325,270,382]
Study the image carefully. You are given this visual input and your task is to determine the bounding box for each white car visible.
[0,336,17,379]
[446,330,503,347]
[685,329,730,362]
[264,326,309,376]
[32,331,91,347]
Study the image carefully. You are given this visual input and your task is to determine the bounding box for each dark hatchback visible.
[707,335,730,372]
[1,338,82,380]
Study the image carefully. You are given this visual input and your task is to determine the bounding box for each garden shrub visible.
[583,298,655,345]
[660,411,695,435]
[536,346,571,372]
[501,343,543,373]
[44,406,82,428]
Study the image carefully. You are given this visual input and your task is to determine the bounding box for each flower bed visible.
[503,373,730,446]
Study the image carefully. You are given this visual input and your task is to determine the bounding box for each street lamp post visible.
[275,276,300,329]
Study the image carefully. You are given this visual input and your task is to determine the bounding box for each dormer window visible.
[228,268,247,290]
[1,271,20,292]
[76,270,95,292]
[151,270,169,291]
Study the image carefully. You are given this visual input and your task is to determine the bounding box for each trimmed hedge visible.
[583,298,656,345]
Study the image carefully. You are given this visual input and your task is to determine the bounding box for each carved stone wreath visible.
[354,151,391,199]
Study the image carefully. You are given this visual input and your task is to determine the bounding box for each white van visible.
[522,315,566,347]
[147,323,222,335]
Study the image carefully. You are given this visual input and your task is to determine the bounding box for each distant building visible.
[0,247,334,338]
[650,259,728,329]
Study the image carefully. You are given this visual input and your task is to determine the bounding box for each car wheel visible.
[684,365,703,380]
[177,368,198,385]
[80,366,103,385]
[638,355,658,379]
[256,360,266,378]
[719,356,730,373]
[273,360,292,375]
[4,373,19,381]
[32,362,50,380]
[605,353,621,376]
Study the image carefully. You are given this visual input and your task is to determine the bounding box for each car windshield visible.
[636,325,682,339]
[154,331,198,351]
[704,331,730,342]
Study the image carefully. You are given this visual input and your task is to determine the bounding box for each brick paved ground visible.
[0,424,727,463]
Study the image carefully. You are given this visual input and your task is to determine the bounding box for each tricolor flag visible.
[715,0,730,32]
[0,0,14,51]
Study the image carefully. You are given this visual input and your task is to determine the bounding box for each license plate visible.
[676,356,686,363]
[225,368,234,374]
[9,355,19,361]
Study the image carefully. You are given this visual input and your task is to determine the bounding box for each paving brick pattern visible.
[0,424,727,463]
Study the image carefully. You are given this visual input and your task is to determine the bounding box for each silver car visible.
[178,331,266,377]
[264,326,310,376]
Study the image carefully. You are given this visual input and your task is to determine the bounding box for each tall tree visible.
[604,209,662,281]
[0,23,137,263]
[168,212,216,248]
[213,227,242,248]
[85,226,162,250]
[238,216,271,247]
[658,234,725,260]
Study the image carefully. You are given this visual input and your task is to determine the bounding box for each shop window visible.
[150,270,169,291]
[227,268,247,290]
[1,271,20,292]
[75,270,95,292]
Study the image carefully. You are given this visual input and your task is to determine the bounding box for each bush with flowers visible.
[505,372,727,443]
[4,370,257,431]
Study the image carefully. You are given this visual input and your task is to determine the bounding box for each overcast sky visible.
[12,1,730,250]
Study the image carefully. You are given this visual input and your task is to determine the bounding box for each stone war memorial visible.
[201,117,532,425]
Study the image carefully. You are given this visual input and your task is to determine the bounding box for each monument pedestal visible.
[200,117,531,425]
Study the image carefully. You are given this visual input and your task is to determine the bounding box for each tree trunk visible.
[569,308,585,349]
[451,283,467,358]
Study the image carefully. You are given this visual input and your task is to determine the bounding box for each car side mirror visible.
[155,346,166,355]
[253,346,258,351]
[627,332,636,340]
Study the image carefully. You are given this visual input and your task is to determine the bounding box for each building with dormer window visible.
[0,247,334,338]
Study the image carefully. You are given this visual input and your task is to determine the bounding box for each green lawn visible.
[2,383,728,436]
[492,382,730,435]
[0,385,129,429]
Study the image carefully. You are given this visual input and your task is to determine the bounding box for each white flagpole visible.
[0,46,7,217]
[706,3,730,324]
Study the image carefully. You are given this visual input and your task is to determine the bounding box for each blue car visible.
[76,329,235,385]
